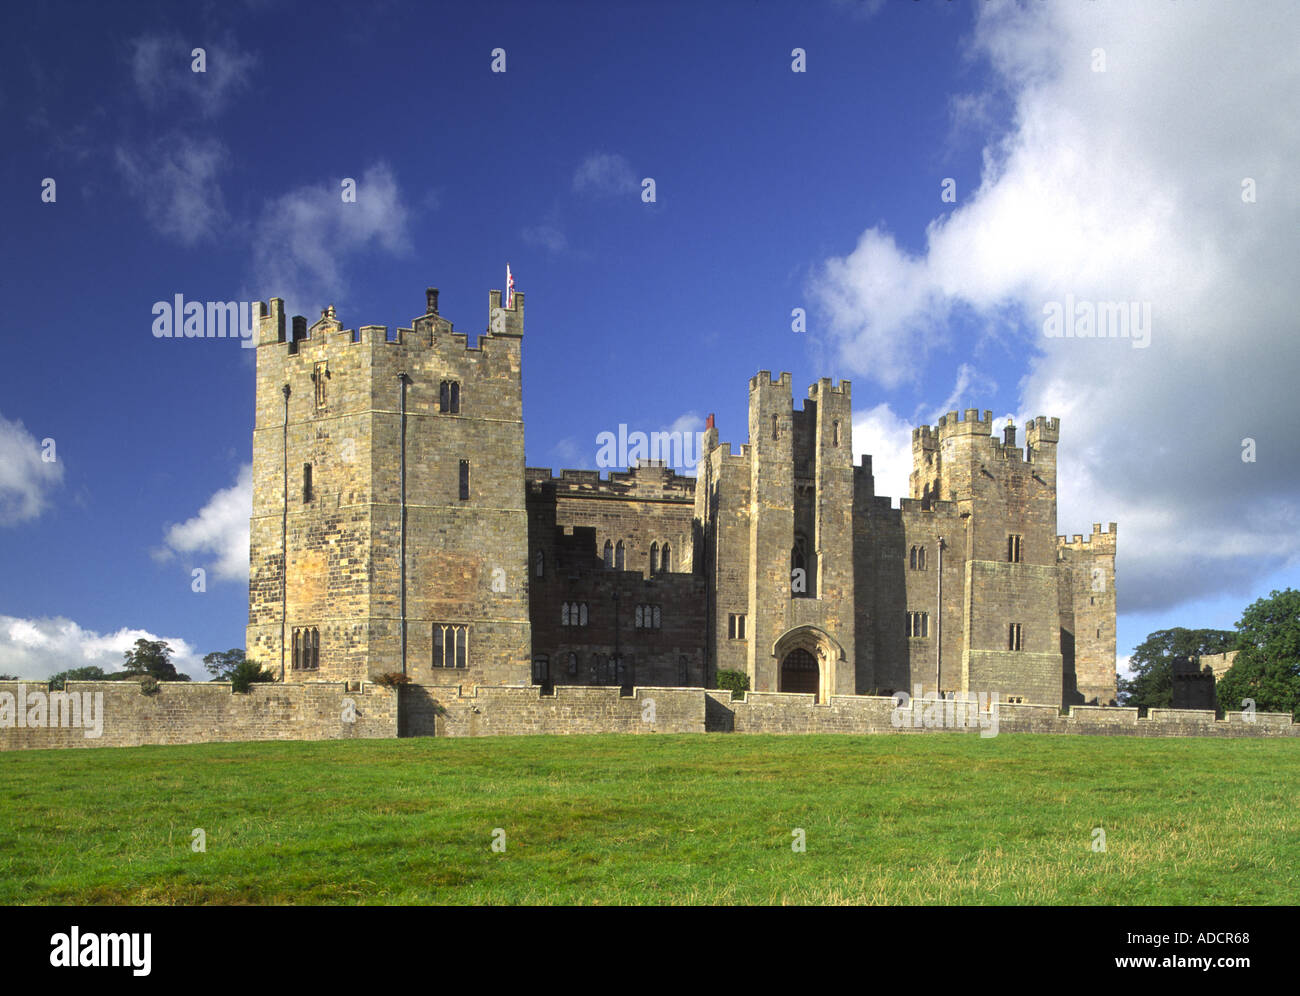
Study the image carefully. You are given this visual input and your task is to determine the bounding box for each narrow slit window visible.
[313,362,327,408]
[1008,534,1023,563]
[459,459,470,501]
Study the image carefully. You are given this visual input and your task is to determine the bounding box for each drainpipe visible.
[280,383,291,682]
[397,372,410,677]
[936,536,944,693]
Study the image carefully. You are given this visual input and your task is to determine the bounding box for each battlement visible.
[1056,522,1118,550]
[749,370,792,392]
[526,464,696,501]
[937,408,994,440]
[1026,415,1061,445]
[807,377,852,400]
[254,286,525,355]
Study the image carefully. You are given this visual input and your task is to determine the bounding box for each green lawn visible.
[1,733,1296,905]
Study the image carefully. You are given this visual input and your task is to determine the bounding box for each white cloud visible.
[0,615,206,681]
[250,162,411,317]
[665,412,705,436]
[0,415,64,525]
[115,134,229,246]
[853,402,914,501]
[156,464,251,583]
[130,33,254,117]
[550,437,585,466]
[812,0,1300,612]
[521,223,568,253]
[572,152,639,198]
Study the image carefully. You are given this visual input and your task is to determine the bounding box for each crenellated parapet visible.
[254,287,525,358]
[526,463,697,502]
[936,408,994,440]
[1057,522,1117,551]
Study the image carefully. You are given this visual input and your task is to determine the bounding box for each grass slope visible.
[1,733,1297,905]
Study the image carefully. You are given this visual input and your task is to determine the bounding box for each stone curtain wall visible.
[3,681,1294,750]
[401,684,706,737]
[0,681,398,750]
[706,690,1297,738]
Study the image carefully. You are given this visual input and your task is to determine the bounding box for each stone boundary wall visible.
[706,690,1298,738]
[0,680,398,751]
[401,684,705,737]
[2,680,1294,750]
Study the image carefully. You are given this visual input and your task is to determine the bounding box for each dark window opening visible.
[439,380,461,414]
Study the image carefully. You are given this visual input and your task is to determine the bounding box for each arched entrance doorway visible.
[779,648,820,699]
[772,625,844,703]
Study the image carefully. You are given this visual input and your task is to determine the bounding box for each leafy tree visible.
[47,665,108,690]
[122,639,190,682]
[203,648,275,693]
[1118,627,1236,711]
[715,668,750,699]
[203,648,245,680]
[0,674,19,681]
[1217,589,1300,718]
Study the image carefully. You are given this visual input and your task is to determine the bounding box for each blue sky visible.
[1,0,1296,680]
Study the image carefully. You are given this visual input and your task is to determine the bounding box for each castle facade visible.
[247,286,1117,708]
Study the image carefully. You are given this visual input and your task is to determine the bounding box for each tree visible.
[0,674,19,681]
[203,648,275,693]
[715,668,750,700]
[47,665,108,690]
[1118,627,1236,712]
[122,639,190,682]
[1217,589,1300,718]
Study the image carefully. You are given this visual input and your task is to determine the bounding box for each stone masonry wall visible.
[3,680,1294,749]
[706,690,1296,738]
[0,680,398,750]
[401,683,705,736]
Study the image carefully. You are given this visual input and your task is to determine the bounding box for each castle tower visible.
[695,372,856,700]
[1057,523,1118,705]
[247,286,532,686]
[900,410,1065,704]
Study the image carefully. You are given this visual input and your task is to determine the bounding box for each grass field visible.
[2,733,1297,905]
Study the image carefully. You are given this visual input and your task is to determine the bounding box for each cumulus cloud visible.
[130,33,254,117]
[813,0,1300,612]
[853,402,914,501]
[0,615,205,681]
[0,415,64,525]
[250,162,412,316]
[572,152,639,198]
[156,464,251,583]
[116,134,229,245]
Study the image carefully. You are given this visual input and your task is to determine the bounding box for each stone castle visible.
[246,284,1118,709]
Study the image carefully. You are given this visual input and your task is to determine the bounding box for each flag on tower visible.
[506,264,515,308]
